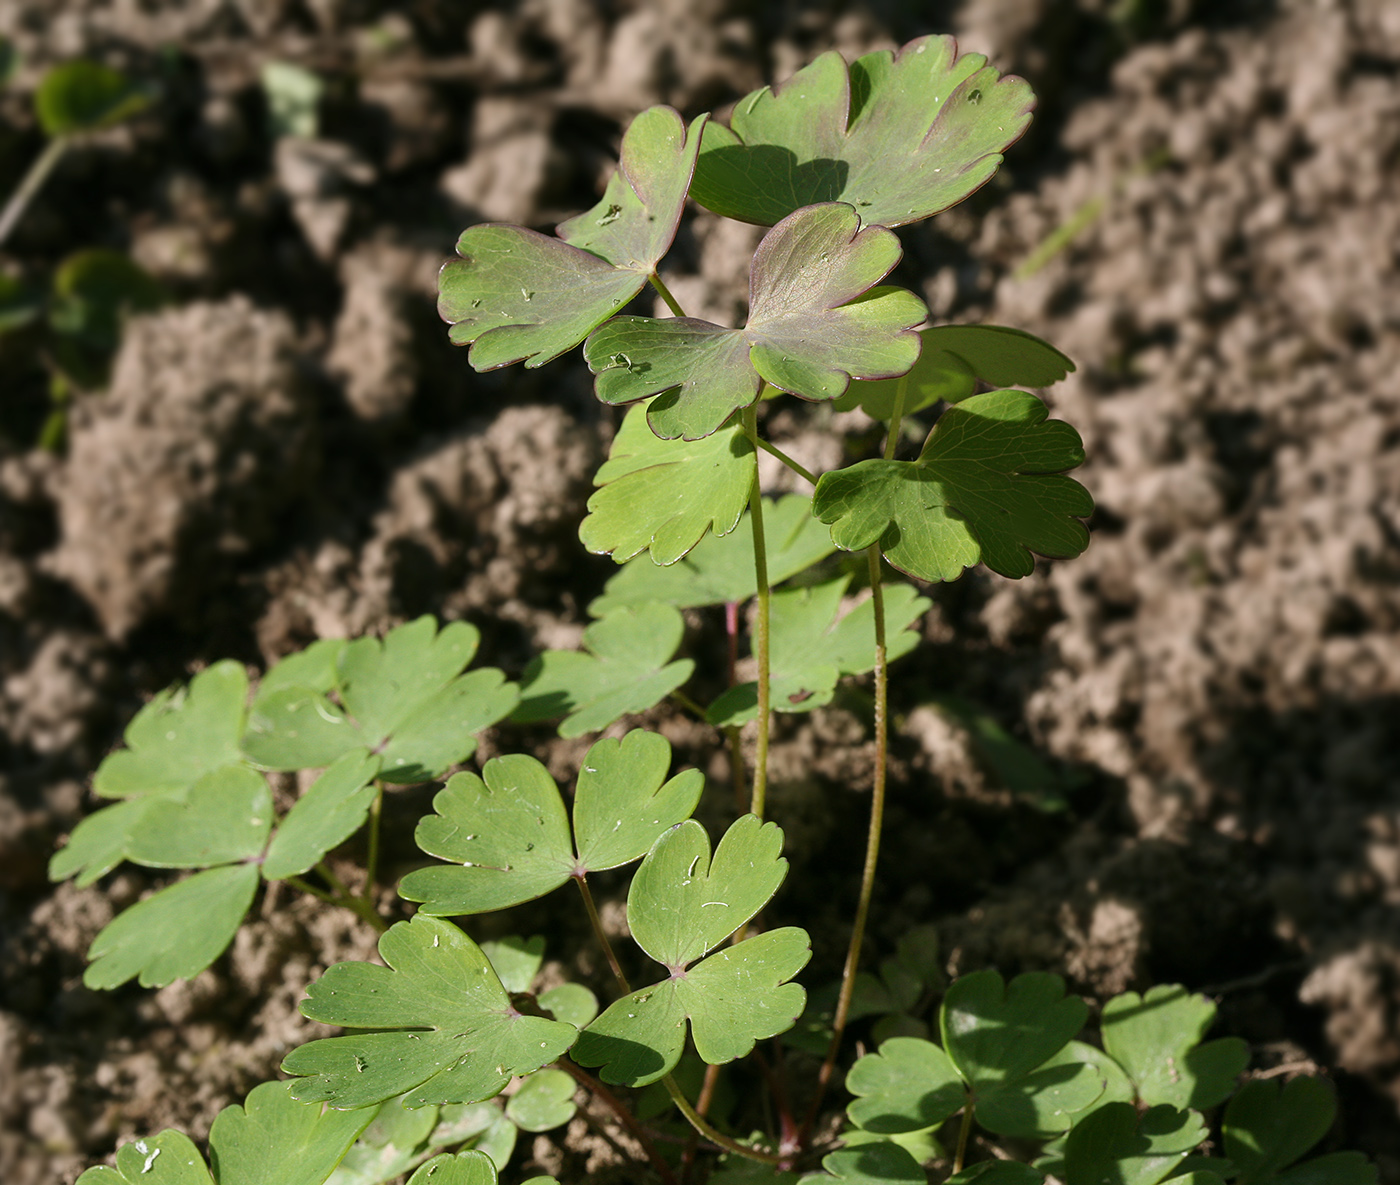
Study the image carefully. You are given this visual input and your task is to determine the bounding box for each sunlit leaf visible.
[125,765,271,868]
[846,1037,965,1134]
[207,1080,375,1185]
[262,751,383,881]
[940,970,1087,1090]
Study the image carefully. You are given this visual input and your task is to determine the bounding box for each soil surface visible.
[2,1,1399,1183]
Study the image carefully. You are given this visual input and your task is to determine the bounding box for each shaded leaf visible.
[539,984,598,1030]
[262,751,382,881]
[480,935,545,995]
[125,765,272,869]
[513,604,695,737]
[506,1068,577,1132]
[0,271,42,334]
[814,389,1092,581]
[846,1036,965,1134]
[586,203,925,440]
[945,1164,1045,1185]
[1102,985,1249,1110]
[578,401,755,565]
[1064,1103,1208,1185]
[325,1095,440,1185]
[1224,1078,1357,1185]
[284,915,577,1109]
[261,61,322,138]
[590,493,833,614]
[976,1041,1106,1139]
[707,577,928,726]
[37,60,149,136]
[438,107,706,369]
[690,36,1033,229]
[799,1142,925,1185]
[207,1080,375,1185]
[84,864,259,989]
[940,969,1087,1089]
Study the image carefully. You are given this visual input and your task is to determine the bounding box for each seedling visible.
[60,34,1376,1185]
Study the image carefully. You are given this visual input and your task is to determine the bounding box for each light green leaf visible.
[405,1152,498,1185]
[259,639,346,698]
[261,61,323,138]
[50,797,157,887]
[975,1040,1106,1138]
[538,983,598,1030]
[835,325,1073,419]
[513,604,695,736]
[586,204,925,441]
[242,617,517,783]
[76,1132,212,1185]
[438,107,706,370]
[799,1142,925,1185]
[326,1095,440,1185]
[84,864,259,989]
[124,765,272,869]
[578,402,756,565]
[1064,1103,1208,1185]
[940,969,1087,1090]
[690,36,1033,229]
[573,817,808,1086]
[444,1106,516,1172]
[480,935,545,995]
[284,915,577,1109]
[404,732,700,915]
[1224,1078,1342,1185]
[590,493,833,614]
[707,578,928,727]
[840,1125,942,1166]
[846,1037,965,1134]
[1102,985,1249,1110]
[95,661,247,798]
[813,389,1092,581]
[37,60,150,136]
[506,1068,577,1132]
[207,1080,375,1185]
[262,751,382,881]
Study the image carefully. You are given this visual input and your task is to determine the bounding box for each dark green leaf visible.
[586,203,925,441]
[84,864,259,989]
[207,1080,375,1185]
[814,389,1092,581]
[945,1164,1045,1185]
[262,751,382,881]
[975,1040,1106,1138]
[1224,1078,1343,1185]
[1102,985,1249,1110]
[36,60,150,136]
[513,604,695,736]
[438,107,706,369]
[1064,1103,1208,1185]
[1274,1153,1376,1185]
[846,1037,965,1134]
[799,1142,925,1185]
[49,250,164,358]
[940,969,1087,1089]
[0,271,42,334]
[579,402,756,564]
[590,493,834,614]
[690,36,1033,229]
[284,915,577,1109]
[479,935,545,995]
[505,1069,577,1132]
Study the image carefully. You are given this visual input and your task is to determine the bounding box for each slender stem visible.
[316,861,388,933]
[884,374,909,462]
[740,401,772,821]
[558,1059,680,1185]
[0,137,67,248]
[283,874,339,907]
[649,272,687,318]
[664,1075,781,1165]
[681,1062,724,1185]
[670,688,710,722]
[800,548,891,1140]
[953,1103,974,1174]
[574,876,631,994]
[362,782,384,901]
[754,437,818,485]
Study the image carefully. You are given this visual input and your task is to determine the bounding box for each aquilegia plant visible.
[59,35,1375,1185]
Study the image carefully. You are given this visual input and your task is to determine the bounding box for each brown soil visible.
[1,1,1398,1182]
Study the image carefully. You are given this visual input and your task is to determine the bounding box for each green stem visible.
[362,781,384,902]
[801,547,890,1140]
[283,874,339,907]
[953,1102,974,1174]
[575,875,632,994]
[740,401,772,822]
[670,688,710,722]
[649,272,687,318]
[884,375,909,462]
[557,1059,679,1185]
[316,861,387,934]
[664,1075,781,1166]
[754,437,818,485]
[0,137,67,248]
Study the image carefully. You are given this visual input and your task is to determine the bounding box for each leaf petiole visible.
[361,781,384,902]
[557,1059,679,1185]
[574,875,632,994]
[754,437,818,485]
[664,1074,782,1166]
[649,271,687,318]
[741,400,772,822]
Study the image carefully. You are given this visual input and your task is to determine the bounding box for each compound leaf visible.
[580,402,756,564]
[586,203,925,441]
[1224,1078,1359,1185]
[207,1080,375,1185]
[513,603,695,736]
[1102,985,1249,1111]
[505,1069,577,1132]
[37,60,149,136]
[799,1142,926,1185]
[84,864,259,990]
[846,1037,965,1134]
[835,325,1073,419]
[405,1153,498,1185]
[125,765,272,869]
[262,751,383,881]
[690,36,1033,229]
[814,389,1092,582]
[438,107,706,370]
[940,970,1087,1090]
[707,578,928,727]
[76,1132,212,1185]
[590,493,833,614]
[95,661,247,798]
[284,915,578,1109]
[1063,1103,1208,1185]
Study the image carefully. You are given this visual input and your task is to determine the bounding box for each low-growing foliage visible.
[58,32,1375,1185]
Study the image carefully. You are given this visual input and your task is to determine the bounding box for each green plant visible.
[59,34,1375,1185]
